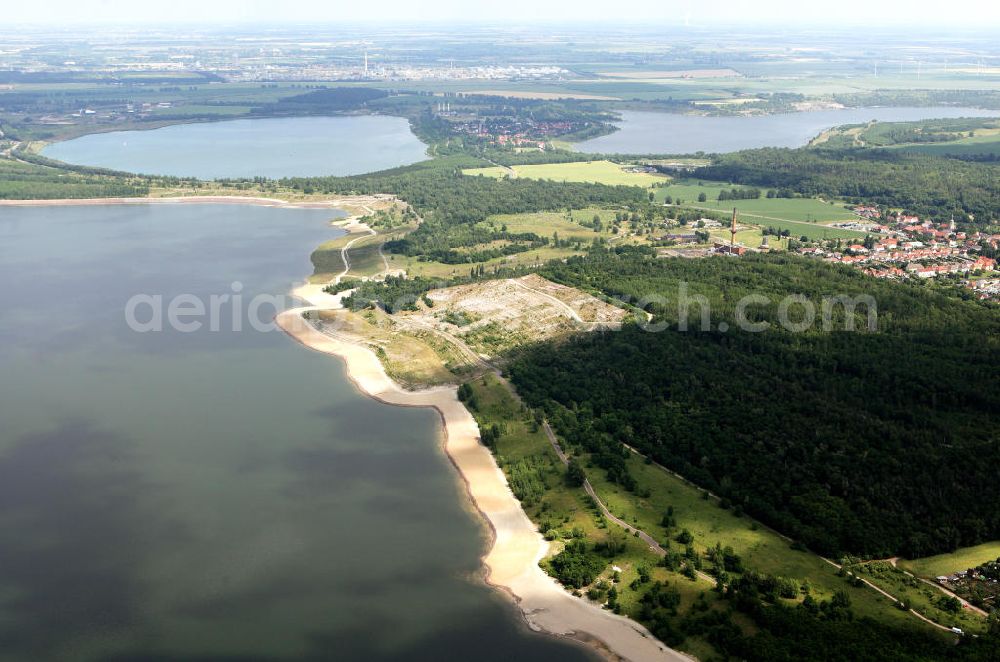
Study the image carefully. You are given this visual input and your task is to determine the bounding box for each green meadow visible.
[900,541,1000,579]
[485,207,623,238]
[464,160,668,187]
[847,561,988,634]
[654,179,866,240]
[893,136,1000,158]
[586,453,919,627]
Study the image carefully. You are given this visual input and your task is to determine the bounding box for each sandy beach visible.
[277,298,689,662]
[0,195,368,209]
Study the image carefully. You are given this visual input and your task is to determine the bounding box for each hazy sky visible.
[6,0,1000,26]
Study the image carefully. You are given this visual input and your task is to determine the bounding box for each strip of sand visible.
[276,297,689,662]
[0,195,354,209]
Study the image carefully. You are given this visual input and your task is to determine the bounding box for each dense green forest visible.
[508,247,1000,558]
[279,160,647,262]
[696,148,1000,227]
[701,588,1000,662]
[0,158,148,199]
[833,89,1000,110]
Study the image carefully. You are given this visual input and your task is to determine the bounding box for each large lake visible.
[576,107,1000,154]
[0,204,590,662]
[42,115,428,179]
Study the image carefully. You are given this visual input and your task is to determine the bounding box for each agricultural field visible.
[463,160,668,187]
[147,104,254,117]
[900,541,1000,579]
[464,89,619,101]
[653,179,866,240]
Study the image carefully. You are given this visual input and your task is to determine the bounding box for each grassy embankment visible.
[309,230,390,283]
[814,118,1000,158]
[892,134,1000,158]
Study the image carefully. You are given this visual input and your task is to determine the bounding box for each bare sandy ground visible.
[277,293,690,662]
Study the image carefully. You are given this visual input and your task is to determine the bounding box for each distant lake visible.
[575,107,1000,154]
[42,115,428,179]
[0,204,591,662]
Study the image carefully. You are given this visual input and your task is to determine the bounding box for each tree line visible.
[695,147,1000,228]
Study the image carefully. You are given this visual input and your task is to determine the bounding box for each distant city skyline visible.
[6,0,1000,27]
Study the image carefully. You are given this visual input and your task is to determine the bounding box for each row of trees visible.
[0,159,148,199]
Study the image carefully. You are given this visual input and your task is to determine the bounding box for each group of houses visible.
[797,212,999,297]
[448,116,592,149]
[935,558,1000,610]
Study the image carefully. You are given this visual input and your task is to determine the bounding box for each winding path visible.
[887,558,988,618]
[511,279,585,324]
[540,421,717,586]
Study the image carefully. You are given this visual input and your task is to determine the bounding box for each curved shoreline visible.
[275,306,688,662]
[0,195,361,209]
[4,194,684,660]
